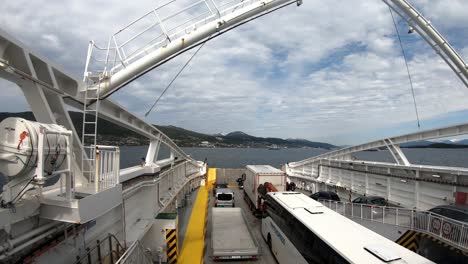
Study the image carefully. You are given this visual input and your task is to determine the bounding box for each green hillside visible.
[0,112,336,149]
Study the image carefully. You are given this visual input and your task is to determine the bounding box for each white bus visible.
[261,192,433,264]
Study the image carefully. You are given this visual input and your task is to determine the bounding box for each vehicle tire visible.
[267,234,272,250]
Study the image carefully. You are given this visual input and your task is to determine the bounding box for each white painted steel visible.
[319,199,468,252]
[383,138,410,166]
[290,122,468,167]
[286,122,468,211]
[0,117,68,178]
[288,158,468,210]
[0,28,201,180]
[85,0,302,97]
[95,145,120,191]
[383,0,468,87]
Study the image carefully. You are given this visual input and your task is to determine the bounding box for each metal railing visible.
[115,240,152,264]
[84,0,266,78]
[75,234,125,264]
[319,199,468,251]
[95,145,120,190]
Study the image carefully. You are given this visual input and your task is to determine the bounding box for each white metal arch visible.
[84,0,467,100]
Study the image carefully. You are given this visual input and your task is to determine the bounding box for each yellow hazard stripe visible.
[179,185,209,264]
[166,229,177,263]
[207,168,216,189]
[396,230,415,245]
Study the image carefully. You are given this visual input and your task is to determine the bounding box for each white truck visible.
[244,165,286,215]
[211,207,259,260]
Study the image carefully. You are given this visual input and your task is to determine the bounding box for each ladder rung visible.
[85,109,97,112]
[83,145,95,148]
[83,134,96,136]
[84,122,97,124]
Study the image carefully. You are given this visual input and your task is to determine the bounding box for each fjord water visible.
[1,147,467,191]
[120,146,468,169]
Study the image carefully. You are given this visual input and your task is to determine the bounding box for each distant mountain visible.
[285,138,336,149]
[400,140,434,148]
[0,111,149,146]
[225,131,254,138]
[401,140,468,149]
[437,139,468,145]
[155,125,217,146]
[0,112,337,149]
[221,131,336,149]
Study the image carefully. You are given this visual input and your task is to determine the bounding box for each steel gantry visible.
[286,122,468,211]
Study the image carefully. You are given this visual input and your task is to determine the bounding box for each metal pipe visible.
[0,221,61,254]
[0,224,66,260]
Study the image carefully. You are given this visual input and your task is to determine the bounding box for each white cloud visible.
[40,34,62,50]
[0,0,467,145]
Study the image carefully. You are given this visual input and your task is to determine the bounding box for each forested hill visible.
[0,112,336,149]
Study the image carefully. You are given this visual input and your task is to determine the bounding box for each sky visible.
[1,0,468,146]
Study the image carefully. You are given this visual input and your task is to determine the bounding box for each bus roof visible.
[267,192,432,264]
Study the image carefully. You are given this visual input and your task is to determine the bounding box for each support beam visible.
[290,121,468,167]
[384,138,410,165]
[0,28,200,179]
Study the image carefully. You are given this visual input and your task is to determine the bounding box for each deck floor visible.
[204,186,277,264]
[179,185,209,264]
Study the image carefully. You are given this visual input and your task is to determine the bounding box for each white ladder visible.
[81,74,103,183]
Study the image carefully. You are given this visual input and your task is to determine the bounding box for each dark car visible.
[310,191,340,201]
[213,182,228,197]
[352,196,388,206]
[414,204,468,241]
[428,204,468,223]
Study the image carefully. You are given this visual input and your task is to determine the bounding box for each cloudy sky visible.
[1,0,468,145]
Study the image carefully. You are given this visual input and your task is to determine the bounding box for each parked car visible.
[352,196,388,206]
[213,182,228,197]
[351,196,388,218]
[413,204,468,242]
[428,204,468,223]
[310,191,340,201]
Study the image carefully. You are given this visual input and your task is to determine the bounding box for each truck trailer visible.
[211,207,259,260]
[244,165,286,215]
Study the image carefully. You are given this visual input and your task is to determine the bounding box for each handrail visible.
[75,233,125,264]
[84,0,300,93]
[95,145,120,191]
[319,199,468,251]
[115,239,152,264]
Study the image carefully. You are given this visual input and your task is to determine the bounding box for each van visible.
[215,188,235,207]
